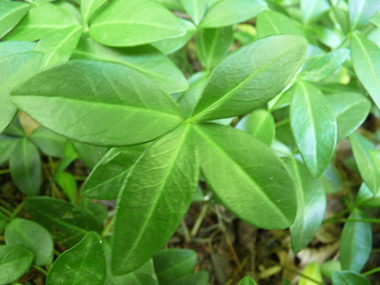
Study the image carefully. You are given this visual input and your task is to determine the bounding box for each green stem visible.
[191,204,209,237]
[0,205,12,217]
[102,218,114,238]
[34,265,48,276]
[10,202,24,219]
[362,266,380,276]
[0,169,10,175]
[325,218,380,224]
[322,208,352,224]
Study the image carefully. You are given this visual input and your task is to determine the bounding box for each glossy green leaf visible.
[256,10,303,38]
[0,245,34,284]
[285,158,326,254]
[89,0,186,46]
[351,33,380,109]
[0,41,36,58]
[154,249,197,284]
[180,0,206,25]
[327,93,371,141]
[194,123,297,229]
[5,218,53,266]
[0,52,43,133]
[81,145,147,200]
[340,209,372,272]
[309,26,344,49]
[10,138,41,196]
[237,276,258,285]
[349,132,380,195]
[319,163,343,194]
[11,60,183,147]
[72,141,108,169]
[236,109,275,146]
[4,2,79,41]
[332,271,371,285]
[72,37,188,94]
[299,261,322,285]
[30,126,67,158]
[356,183,380,208]
[196,26,233,70]
[190,35,308,122]
[25,197,102,247]
[34,25,83,68]
[0,1,30,38]
[47,232,106,285]
[349,0,380,31]
[56,172,77,203]
[301,49,350,82]
[301,0,330,24]
[168,271,209,285]
[81,0,107,24]
[111,124,199,275]
[199,0,267,28]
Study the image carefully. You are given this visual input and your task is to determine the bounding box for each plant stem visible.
[34,266,48,276]
[10,202,24,219]
[0,169,10,175]
[102,217,114,238]
[362,266,380,276]
[325,218,380,224]
[322,208,352,224]
[0,205,12,217]
[190,204,209,237]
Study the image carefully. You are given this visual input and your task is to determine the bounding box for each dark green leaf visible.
[349,0,380,31]
[237,276,258,285]
[300,0,330,24]
[56,172,77,204]
[0,1,30,38]
[256,10,302,38]
[82,202,108,228]
[332,271,371,285]
[0,245,34,284]
[0,136,18,165]
[0,41,35,58]
[168,271,209,285]
[72,141,108,169]
[30,126,67,158]
[180,0,207,25]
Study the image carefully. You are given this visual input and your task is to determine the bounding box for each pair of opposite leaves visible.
[10,34,308,275]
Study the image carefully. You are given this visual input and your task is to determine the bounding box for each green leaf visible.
[319,163,343,194]
[196,26,233,70]
[4,2,79,41]
[199,0,267,28]
[237,276,258,285]
[81,0,107,24]
[190,35,308,122]
[0,41,36,58]
[111,124,199,274]
[332,271,371,285]
[82,202,108,228]
[11,60,183,147]
[72,141,108,169]
[72,36,188,94]
[309,26,344,49]
[0,52,43,133]
[0,136,18,165]
[10,138,41,196]
[5,218,53,266]
[290,81,337,178]
[300,49,350,82]
[180,0,207,25]
[356,183,380,208]
[236,109,275,146]
[256,10,303,38]
[340,209,372,272]
[30,126,67,158]
[34,25,83,68]
[56,172,77,204]
[25,197,102,247]
[81,145,147,200]
[194,123,297,229]
[321,260,342,279]
[89,0,186,47]
[2,116,25,137]
[46,232,106,285]
[285,158,326,254]
[0,245,34,284]
[0,1,30,38]
[154,249,197,284]
[349,132,380,194]
[299,261,322,285]
[300,0,330,24]
[349,0,380,31]
[154,0,185,11]
[351,33,380,109]
[168,271,209,285]
[327,93,370,141]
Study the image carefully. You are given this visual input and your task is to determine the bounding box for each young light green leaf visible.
[11,61,183,147]
[0,52,43,133]
[89,0,186,46]
[356,183,380,208]
[194,123,297,229]
[196,26,233,70]
[285,158,326,254]
[10,138,41,196]
[199,0,267,28]
[81,145,147,200]
[25,197,102,247]
[111,124,199,275]
[351,33,380,109]
[237,276,258,285]
[349,0,380,31]
[301,0,330,24]
[309,26,344,49]
[349,132,380,195]
[34,25,83,68]
[256,10,303,38]
[46,232,106,285]
[180,0,206,25]
[327,93,371,141]
[0,41,36,58]
[301,49,350,82]
[72,141,108,169]
[0,1,30,38]
[5,218,53,266]
[168,271,209,285]
[319,163,343,194]
[30,126,67,158]
[154,249,197,284]
[332,271,371,285]
[290,81,337,178]
[340,209,372,272]
[81,0,107,25]
[56,172,77,204]
[190,35,308,122]
[0,245,34,284]
[236,109,275,146]
[72,36,188,94]
[321,261,342,279]
[299,261,322,285]
[4,2,79,41]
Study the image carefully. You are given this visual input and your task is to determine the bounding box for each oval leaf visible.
[0,1,30,38]
[238,276,258,285]
[0,41,36,58]
[180,0,207,25]
[30,126,67,158]
[0,245,34,284]
[332,271,371,285]
[301,0,330,24]
[299,261,322,285]
[168,271,209,285]
[72,141,109,169]
[256,10,303,38]
[81,0,107,24]
[349,0,380,31]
